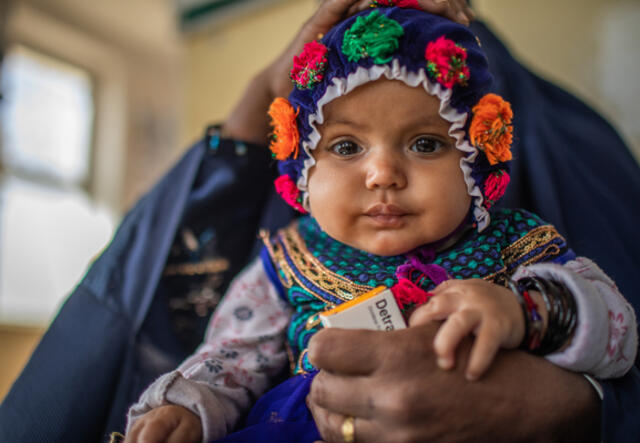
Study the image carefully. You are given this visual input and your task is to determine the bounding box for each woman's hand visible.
[223,0,475,144]
[306,324,600,443]
[124,405,202,443]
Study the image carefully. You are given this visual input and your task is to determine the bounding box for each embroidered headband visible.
[269,6,513,231]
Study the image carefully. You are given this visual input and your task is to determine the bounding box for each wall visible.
[182,0,316,144]
[0,0,185,401]
[0,326,42,401]
[473,0,640,161]
[182,0,640,161]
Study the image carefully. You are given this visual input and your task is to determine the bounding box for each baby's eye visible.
[410,137,444,154]
[330,141,362,157]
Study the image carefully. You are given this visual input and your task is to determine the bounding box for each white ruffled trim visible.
[296,59,490,231]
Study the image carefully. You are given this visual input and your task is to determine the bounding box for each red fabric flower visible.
[483,170,510,208]
[371,0,420,9]
[274,175,307,214]
[290,41,329,90]
[425,36,470,89]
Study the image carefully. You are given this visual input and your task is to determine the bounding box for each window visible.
[2,45,94,185]
[0,45,115,326]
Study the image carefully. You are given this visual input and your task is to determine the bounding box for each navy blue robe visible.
[1,20,639,442]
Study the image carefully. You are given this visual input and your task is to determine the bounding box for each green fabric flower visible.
[342,10,404,64]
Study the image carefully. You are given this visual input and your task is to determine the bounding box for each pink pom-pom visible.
[483,170,510,208]
[290,41,329,90]
[372,0,420,9]
[390,278,433,312]
[425,36,470,89]
[274,175,308,214]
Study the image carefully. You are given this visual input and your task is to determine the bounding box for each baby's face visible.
[307,78,471,256]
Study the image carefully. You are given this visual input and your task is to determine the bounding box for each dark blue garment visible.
[0,132,281,441]
[469,21,640,441]
[213,373,320,443]
[0,18,639,443]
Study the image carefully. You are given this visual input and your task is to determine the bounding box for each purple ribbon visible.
[396,248,450,286]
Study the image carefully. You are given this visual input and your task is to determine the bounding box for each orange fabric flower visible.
[469,93,513,165]
[268,97,300,160]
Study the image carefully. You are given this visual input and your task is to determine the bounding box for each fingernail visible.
[465,372,478,381]
[437,357,452,370]
[433,0,448,4]
[457,11,470,25]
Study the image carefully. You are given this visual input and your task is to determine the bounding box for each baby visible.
[125,6,637,443]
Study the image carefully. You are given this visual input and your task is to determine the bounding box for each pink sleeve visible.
[126,258,292,442]
[513,257,637,379]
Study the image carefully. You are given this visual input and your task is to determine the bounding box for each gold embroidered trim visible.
[262,224,374,303]
[501,225,564,270]
[261,229,295,289]
[295,349,310,375]
[163,258,230,276]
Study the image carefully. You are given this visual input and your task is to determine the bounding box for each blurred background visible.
[0,0,638,401]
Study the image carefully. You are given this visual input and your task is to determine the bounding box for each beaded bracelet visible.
[512,276,577,355]
[508,279,543,351]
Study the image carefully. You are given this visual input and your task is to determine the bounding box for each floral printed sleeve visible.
[514,257,638,379]
[126,258,292,442]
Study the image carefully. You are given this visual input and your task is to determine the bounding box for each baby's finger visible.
[408,293,455,326]
[465,322,501,381]
[433,309,480,370]
[430,278,461,295]
[123,423,140,443]
[136,421,171,443]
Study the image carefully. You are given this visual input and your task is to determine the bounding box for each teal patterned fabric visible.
[261,208,572,374]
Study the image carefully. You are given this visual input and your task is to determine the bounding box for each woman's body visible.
[125,5,636,442]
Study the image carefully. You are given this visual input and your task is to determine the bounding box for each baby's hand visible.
[124,405,202,443]
[409,279,525,381]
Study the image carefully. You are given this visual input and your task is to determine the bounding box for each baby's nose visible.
[364,152,407,190]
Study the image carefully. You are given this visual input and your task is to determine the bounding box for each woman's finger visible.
[346,0,373,17]
[309,371,379,419]
[308,328,389,375]
[308,399,379,443]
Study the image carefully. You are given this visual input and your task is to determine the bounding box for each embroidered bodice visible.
[261,208,571,374]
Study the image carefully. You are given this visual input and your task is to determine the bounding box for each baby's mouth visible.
[364,204,409,227]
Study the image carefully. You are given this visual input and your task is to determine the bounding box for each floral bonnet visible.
[269,3,513,232]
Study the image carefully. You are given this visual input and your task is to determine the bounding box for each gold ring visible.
[341,415,355,443]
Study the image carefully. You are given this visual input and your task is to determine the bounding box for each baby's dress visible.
[127,209,637,442]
